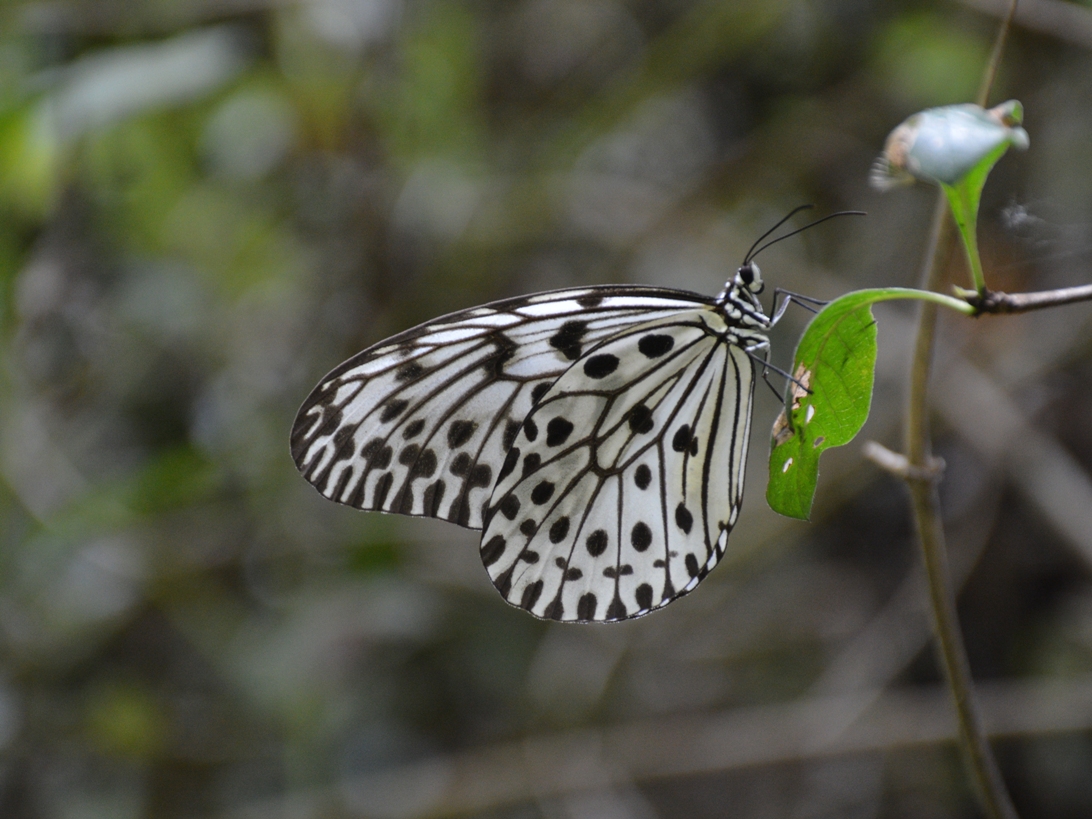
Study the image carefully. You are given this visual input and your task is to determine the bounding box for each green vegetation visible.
[1,2,1090,818]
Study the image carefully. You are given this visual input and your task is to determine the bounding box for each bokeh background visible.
[2,0,1092,817]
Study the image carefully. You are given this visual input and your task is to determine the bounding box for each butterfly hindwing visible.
[481,311,762,621]
[291,286,710,529]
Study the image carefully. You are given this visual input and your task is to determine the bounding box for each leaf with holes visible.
[767,291,880,520]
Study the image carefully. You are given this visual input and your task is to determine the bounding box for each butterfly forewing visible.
[291,286,710,529]
[481,311,763,621]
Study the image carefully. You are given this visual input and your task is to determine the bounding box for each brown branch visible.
[964,282,1092,314]
[977,0,1020,104]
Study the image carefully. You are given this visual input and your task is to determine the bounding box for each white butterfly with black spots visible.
[291,252,789,623]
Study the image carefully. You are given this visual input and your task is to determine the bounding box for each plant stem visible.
[963,282,1092,313]
[977,0,1020,106]
[942,182,988,295]
[905,194,1020,819]
[899,3,1025,814]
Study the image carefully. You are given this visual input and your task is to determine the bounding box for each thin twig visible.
[862,440,945,482]
[962,282,1092,313]
[977,0,1021,106]
[957,0,1092,51]
[907,200,1017,819]
[902,5,1024,802]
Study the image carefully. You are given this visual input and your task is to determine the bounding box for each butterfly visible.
[291,208,854,622]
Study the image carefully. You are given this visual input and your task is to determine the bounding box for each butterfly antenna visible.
[742,205,815,264]
[749,210,867,261]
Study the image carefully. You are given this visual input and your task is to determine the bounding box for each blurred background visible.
[1,0,1092,817]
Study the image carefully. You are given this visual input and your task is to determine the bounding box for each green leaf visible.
[767,294,878,520]
[766,287,974,520]
[940,137,1011,294]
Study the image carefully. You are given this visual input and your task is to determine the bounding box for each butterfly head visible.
[716,260,767,320]
[735,261,765,295]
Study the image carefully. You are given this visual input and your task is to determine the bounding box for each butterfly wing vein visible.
[291,287,709,529]
[481,315,757,621]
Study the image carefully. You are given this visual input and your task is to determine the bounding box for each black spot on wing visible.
[635,583,654,610]
[347,479,366,508]
[449,460,491,527]
[542,592,564,620]
[685,553,700,578]
[395,486,414,514]
[634,464,652,490]
[585,529,608,556]
[409,448,438,479]
[524,418,539,441]
[549,320,589,361]
[499,447,519,481]
[482,535,506,567]
[499,494,520,520]
[396,361,424,380]
[627,404,654,434]
[521,580,544,610]
[450,452,471,476]
[530,382,552,406]
[482,333,517,378]
[548,516,570,543]
[638,334,674,358]
[531,481,555,504]
[423,480,446,516]
[606,593,627,621]
[521,452,541,477]
[502,419,522,451]
[519,419,537,445]
[403,419,425,439]
[672,424,692,453]
[495,565,514,598]
[374,472,394,507]
[333,425,353,451]
[577,293,604,308]
[468,464,492,489]
[584,354,619,379]
[546,417,574,446]
[447,420,477,448]
[380,398,409,423]
[675,503,693,534]
[631,522,652,552]
[362,439,393,470]
[577,593,598,620]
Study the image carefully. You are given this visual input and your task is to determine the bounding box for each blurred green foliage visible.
[0,1,1091,818]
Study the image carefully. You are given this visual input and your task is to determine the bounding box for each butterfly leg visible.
[741,339,811,404]
[770,288,829,325]
[740,339,786,401]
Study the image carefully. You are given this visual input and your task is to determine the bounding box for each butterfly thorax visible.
[714,262,772,332]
